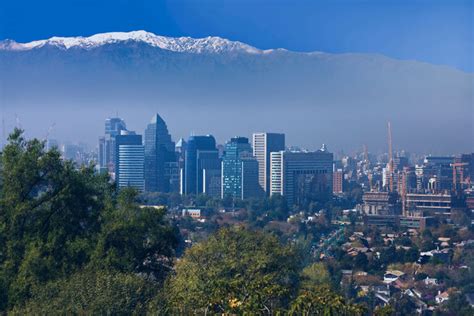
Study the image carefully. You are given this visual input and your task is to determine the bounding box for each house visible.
[355,271,368,277]
[374,285,391,297]
[404,288,427,314]
[438,237,451,245]
[424,277,438,286]
[182,208,201,219]
[384,270,405,284]
[419,249,452,264]
[435,291,449,304]
[375,293,390,305]
[404,288,422,300]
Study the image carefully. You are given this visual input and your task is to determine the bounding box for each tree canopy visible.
[166,227,300,314]
[0,129,179,312]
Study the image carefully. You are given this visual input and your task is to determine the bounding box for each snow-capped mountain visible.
[0,31,472,153]
[0,30,264,54]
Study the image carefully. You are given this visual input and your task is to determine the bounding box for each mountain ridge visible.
[0,30,471,153]
[0,30,272,54]
[1,30,470,75]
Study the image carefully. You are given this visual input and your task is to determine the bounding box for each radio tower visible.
[387,121,394,192]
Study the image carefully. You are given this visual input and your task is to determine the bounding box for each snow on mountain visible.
[0,30,265,54]
[0,30,471,153]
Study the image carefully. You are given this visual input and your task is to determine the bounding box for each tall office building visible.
[333,169,343,194]
[115,130,144,192]
[270,149,333,206]
[184,135,221,196]
[144,114,177,192]
[221,137,260,200]
[106,117,127,137]
[252,133,285,194]
[98,117,127,173]
[176,138,187,195]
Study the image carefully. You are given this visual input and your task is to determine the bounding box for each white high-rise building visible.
[115,131,145,192]
[252,133,285,194]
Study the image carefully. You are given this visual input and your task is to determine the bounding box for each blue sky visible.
[0,0,472,71]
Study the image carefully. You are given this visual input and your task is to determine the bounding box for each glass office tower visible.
[184,135,220,196]
[221,137,260,199]
[144,114,177,192]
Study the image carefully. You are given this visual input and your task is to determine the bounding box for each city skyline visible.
[20,110,472,158]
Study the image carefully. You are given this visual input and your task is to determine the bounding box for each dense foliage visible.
[0,129,179,312]
[165,227,300,314]
[11,269,157,315]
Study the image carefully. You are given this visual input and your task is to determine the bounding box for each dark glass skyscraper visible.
[105,118,127,137]
[144,114,177,192]
[98,117,127,172]
[221,137,260,199]
[184,135,220,196]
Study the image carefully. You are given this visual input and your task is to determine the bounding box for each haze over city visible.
[0,0,472,154]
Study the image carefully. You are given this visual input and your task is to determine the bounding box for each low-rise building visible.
[182,208,202,219]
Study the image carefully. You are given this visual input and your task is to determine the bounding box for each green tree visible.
[404,247,420,263]
[92,188,180,281]
[391,294,416,316]
[0,129,112,309]
[289,286,364,315]
[0,130,180,312]
[300,262,331,290]
[374,304,395,316]
[165,227,300,314]
[354,252,369,269]
[11,269,157,315]
[437,292,474,316]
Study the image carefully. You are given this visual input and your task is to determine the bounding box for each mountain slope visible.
[0,31,472,153]
[0,30,263,54]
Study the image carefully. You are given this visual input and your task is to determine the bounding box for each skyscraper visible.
[105,117,127,137]
[98,117,127,173]
[252,133,285,194]
[221,137,260,200]
[270,148,333,206]
[184,135,220,196]
[144,114,177,192]
[115,130,144,192]
[333,169,343,194]
[176,138,187,195]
